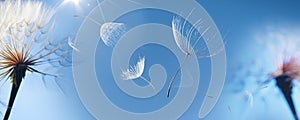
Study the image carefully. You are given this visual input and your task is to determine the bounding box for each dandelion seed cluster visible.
[0,0,74,119]
[0,0,71,83]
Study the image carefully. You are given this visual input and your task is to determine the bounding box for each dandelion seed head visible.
[0,1,73,119]
[121,57,145,80]
[257,28,300,82]
[229,27,300,100]
[100,22,126,47]
[271,57,300,81]
[0,0,71,84]
[0,0,56,38]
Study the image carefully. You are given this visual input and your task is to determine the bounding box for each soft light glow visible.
[64,0,80,5]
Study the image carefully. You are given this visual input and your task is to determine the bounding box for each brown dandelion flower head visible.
[272,57,300,81]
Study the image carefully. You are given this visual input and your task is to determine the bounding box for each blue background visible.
[1,0,300,120]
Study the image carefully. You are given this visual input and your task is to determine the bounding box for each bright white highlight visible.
[64,0,80,5]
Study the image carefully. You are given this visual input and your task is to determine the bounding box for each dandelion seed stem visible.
[140,76,157,93]
[4,73,23,120]
[31,46,60,62]
[25,28,39,54]
[32,57,62,65]
[167,54,189,97]
[28,66,57,77]
[57,82,66,95]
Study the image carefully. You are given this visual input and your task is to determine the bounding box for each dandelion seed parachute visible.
[167,14,224,97]
[121,57,145,80]
[172,15,224,58]
[73,15,126,47]
[100,22,126,47]
[68,37,80,52]
[243,90,254,108]
[121,57,157,93]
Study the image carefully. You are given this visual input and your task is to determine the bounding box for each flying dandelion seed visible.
[75,0,126,47]
[243,90,254,108]
[0,1,71,119]
[100,22,126,47]
[74,15,126,47]
[68,37,80,52]
[167,12,224,97]
[121,57,157,93]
